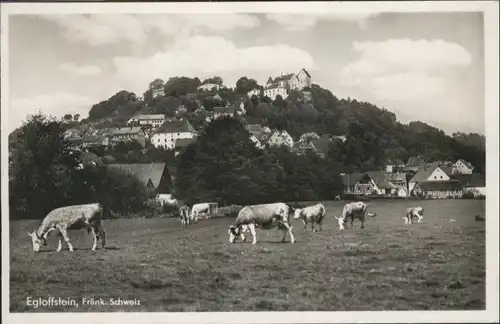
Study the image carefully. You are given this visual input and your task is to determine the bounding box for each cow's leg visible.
[56,232,63,252]
[284,223,295,243]
[417,214,423,223]
[311,220,316,232]
[350,216,354,228]
[58,226,74,252]
[248,223,257,244]
[302,219,307,232]
[90,226,98,251]
[98,225,106,248]
[337,218,345,231]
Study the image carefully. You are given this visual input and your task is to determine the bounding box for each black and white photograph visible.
[1,2,498,323]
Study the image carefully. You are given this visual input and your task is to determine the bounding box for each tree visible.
[9,113,80,218]
[149,78,165,90]
[63,114,73,121]
[235,77,260,94]
[73,114,80,121]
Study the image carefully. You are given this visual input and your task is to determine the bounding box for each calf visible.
[28,203,106,253]
[293,203,326,232]
[403,207,424,224]
[335,201,376,230]
[228,202,295,245]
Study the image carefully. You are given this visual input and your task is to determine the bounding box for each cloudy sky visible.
[7,10,485,134]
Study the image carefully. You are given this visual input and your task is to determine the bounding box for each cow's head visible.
[293,208,303,220]
[28,231,45,252]
[228,225,240,243]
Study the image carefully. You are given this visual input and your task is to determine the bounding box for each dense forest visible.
[8,75,486,218]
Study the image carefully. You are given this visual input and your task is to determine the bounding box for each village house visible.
[265,68,312,92]
[408,162,464,198]
[292,140,316,156]
[342,171,408,197]
[213,106,237,119]
[109,163,175,195]
[385,158,406,173]
[247,88,260,98]
[197,79,222,92]
[343,173,375,196]
[413,181,464,199]
[109,126,147,147]
[266,130,294,148]
[150,118,197,150]
[263,84,288,101]
[127,114,166,128]
[452,159,474,175]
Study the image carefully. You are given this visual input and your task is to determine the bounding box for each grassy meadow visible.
[9,199,486,312]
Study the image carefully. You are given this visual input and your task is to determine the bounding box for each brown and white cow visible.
[228,202,295,244]
[403,207,424,224]
[28,203,106,253]
[293,203,326,232]
[335,201,376,230]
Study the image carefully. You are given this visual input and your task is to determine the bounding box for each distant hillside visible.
[9,75,486,174]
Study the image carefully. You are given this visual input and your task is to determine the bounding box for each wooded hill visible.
[73,76,485,175]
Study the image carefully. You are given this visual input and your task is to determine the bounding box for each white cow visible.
[190,203,211,222]
[404,207,424,224]
[28,203,106,253]
[228,202,295,245]
[335,201,376,230]
[293,203,326,232]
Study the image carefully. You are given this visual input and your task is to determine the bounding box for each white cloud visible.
[112,35,317,94]
[41,14,260,46]
[60,63,102,76]
[10,93,94,131]
[266,13,377,31]
[340,38,473,101]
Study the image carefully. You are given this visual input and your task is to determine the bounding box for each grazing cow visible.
[228,202,295,245]
[28,203,106,253]
[293,203,326,232]
[475,214,485,222]
[403,207,424,224]
[178,205,191,226]
[190,203,212,222]
[334,201,376,230]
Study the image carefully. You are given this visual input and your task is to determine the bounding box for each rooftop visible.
[155,119,196,134]
[110,126,143,136]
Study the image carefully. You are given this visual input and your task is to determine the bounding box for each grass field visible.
[9,199,486,312]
